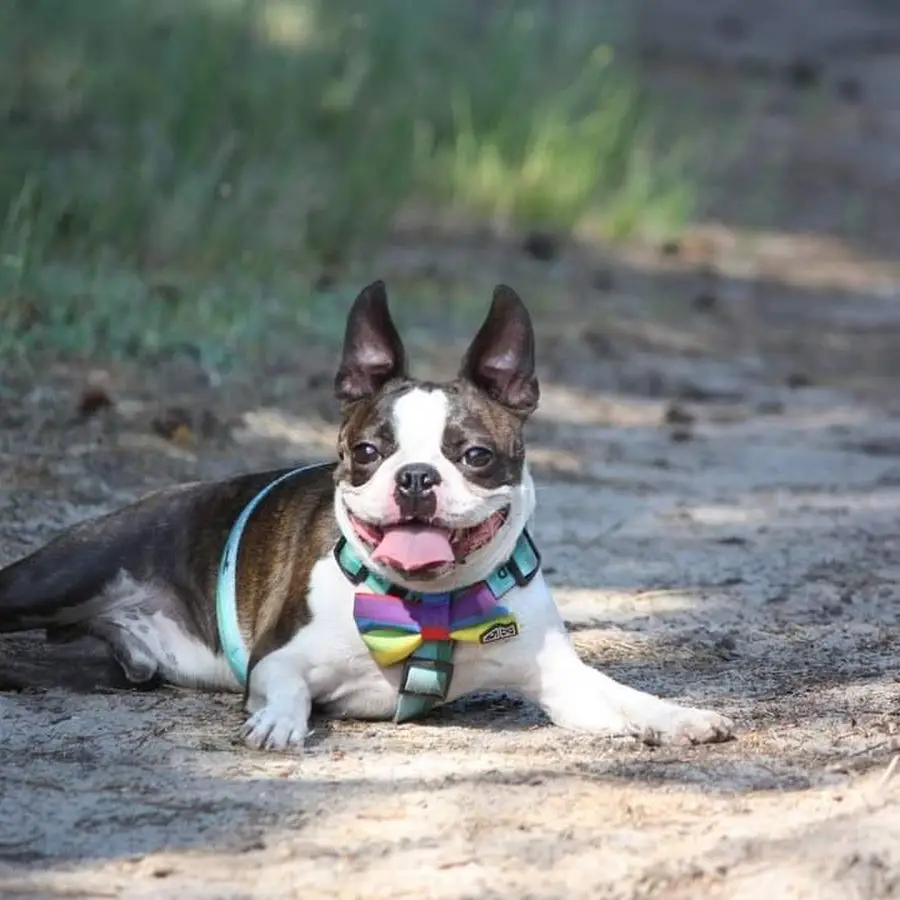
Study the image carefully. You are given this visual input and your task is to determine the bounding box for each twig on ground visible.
[875,754,900,794]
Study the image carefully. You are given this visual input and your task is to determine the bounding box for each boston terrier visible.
[0,282,733,752]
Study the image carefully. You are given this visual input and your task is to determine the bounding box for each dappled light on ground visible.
[3,294,900,895]
[4,0,900,896]
[615,223,900,295]
[1,696,898,898]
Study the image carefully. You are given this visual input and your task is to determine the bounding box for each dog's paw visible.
[628,702,734,747]
[241,706,309,753]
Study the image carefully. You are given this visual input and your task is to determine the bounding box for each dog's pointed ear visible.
[335,281,408,403]
[459,285,539,416]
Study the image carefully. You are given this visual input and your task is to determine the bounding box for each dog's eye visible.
[351,442,380,465]
[462,446,494,469]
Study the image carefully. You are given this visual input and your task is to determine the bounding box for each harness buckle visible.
[506,529,541,587]
[333,537,369,585]
[399,656,454,700]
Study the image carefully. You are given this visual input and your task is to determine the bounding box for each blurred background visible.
[0,0,900,396]
[3,0,898,377]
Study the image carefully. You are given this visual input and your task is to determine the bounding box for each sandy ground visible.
[3,1,900,898]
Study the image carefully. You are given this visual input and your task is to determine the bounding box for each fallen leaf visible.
[152,407,197,446]
[78,369,114,417]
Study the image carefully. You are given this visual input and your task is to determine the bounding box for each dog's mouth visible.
[347,507,510,577]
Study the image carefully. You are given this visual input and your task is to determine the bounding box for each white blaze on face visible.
[369,388,455,572]
[388,387,503,523]
[391,387,449,468]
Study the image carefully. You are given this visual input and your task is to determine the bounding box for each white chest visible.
[280,555,559,720]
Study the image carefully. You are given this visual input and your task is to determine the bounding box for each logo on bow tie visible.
[479,621,519,645]
[353,581,519,667]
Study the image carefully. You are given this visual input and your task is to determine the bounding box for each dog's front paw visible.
[627,701,734,746]
[241,706,309,753]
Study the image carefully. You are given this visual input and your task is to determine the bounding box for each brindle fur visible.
[0,464,338,689]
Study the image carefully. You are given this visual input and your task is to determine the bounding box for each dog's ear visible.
[459,285,539,416]
[335,281,408,403]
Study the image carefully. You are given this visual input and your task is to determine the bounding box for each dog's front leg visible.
[523,626,734,746]
[241,645,312,753]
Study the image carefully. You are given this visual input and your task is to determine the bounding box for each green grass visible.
[0,0,694,366]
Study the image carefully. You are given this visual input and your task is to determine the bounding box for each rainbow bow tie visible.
[354,582,519,668]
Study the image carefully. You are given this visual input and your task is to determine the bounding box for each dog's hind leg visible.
[88,618,162,685]
[0,489,239,692]
[1,551,236,692]
[85,571,238,691]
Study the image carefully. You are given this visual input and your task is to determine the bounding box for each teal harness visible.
[215,464,541,723]
[215,465,323,683]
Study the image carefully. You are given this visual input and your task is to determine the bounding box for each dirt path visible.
[3,1,900,898]
[2,287,899,899]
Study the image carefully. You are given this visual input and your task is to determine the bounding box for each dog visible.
[0,281,733,751]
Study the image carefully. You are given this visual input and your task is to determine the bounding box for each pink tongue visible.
[373,525,455,571]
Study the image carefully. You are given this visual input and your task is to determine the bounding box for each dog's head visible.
[332,280,539,592]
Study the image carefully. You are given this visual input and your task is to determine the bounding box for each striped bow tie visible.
[353,581,519,668]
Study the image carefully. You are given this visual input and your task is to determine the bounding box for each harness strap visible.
[216,465,323,686]
[394,640,456,723]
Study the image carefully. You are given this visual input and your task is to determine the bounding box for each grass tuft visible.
[0,0,694,365]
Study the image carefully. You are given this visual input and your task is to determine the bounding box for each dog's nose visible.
[395,463,441,497]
